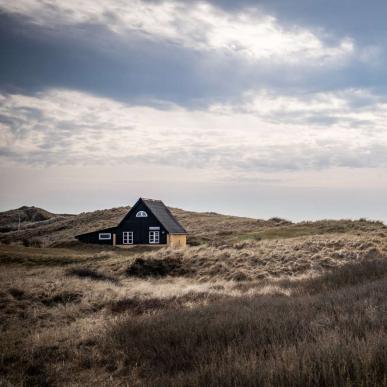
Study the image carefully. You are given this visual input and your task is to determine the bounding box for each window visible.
[149,226,160,230]
[149,231,159,244]
[99,233,111,240]
[123,231,133,244]
[136,211,148,217]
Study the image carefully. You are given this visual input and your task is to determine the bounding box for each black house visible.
[75,198,187,248]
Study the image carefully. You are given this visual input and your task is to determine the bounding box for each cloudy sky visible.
[1,0,387,220]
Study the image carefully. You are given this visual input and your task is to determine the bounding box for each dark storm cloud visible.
[1,3,386,108]
[0,11,269,107]
[0,12,226,106]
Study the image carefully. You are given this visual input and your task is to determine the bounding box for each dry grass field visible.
[1,206,387,386]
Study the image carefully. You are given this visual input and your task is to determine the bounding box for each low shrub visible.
[126,258,187,278]
[22,239,43,248]
[67,268,118,284]
[40,291,82,307]
[8,288,25,299]
[187,236,209,246]
[268,217,292,226]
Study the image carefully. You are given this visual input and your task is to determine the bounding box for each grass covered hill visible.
[1,233,387,385]
[1,204,387,385]
[0,204,386,247]
[0,206,62,233]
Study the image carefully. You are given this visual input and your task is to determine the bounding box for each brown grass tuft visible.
[126,257,188,278]
[67,267,119,284]
[104,277,387,386]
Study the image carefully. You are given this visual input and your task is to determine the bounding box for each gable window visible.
[136,211,148,217]
[123,231,133,244]
[99,233,111,240]
[149,231,159,244]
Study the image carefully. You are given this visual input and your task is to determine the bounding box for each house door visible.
[123,231,133,244]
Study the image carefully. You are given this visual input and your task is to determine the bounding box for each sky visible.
[1,0,387,220]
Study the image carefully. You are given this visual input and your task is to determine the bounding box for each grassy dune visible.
[108,272,387,387]
[1,207,387,385]
[1,205,385,247]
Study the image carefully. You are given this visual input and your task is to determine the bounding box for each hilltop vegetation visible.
[0,206,66,233]
[1,205,387,386]
[0,205,385,247]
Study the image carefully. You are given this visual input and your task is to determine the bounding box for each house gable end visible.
[117,199,163,229]
[115,199,167,244]
[117,200,164,230]
[117,198,143,227]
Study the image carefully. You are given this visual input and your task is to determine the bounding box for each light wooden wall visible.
[167,234,187,248]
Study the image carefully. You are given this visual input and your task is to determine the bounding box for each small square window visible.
[123,231,133,244]
[149,231,159,244]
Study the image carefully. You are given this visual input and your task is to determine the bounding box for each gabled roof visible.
[75,198,187,237]
[140,198,187,234]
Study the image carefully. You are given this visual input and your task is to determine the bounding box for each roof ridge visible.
[78,198,187,236]
[141,197,162,202]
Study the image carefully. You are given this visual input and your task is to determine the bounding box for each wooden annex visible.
[75,198,187,248]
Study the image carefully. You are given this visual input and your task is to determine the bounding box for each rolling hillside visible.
[1,205,387,385]
[0,206,386,246]
[0,204,386,247]
[0,205,276,246]
[0,206,64,232]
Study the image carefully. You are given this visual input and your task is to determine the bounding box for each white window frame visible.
[149,231,160,244]
[99,233,111,240]
[122,231,133,244]
[136,211,148,217]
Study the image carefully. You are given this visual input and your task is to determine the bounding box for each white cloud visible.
[211,88,387,130]
[0,0,355,65]
[1,88,387,179]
